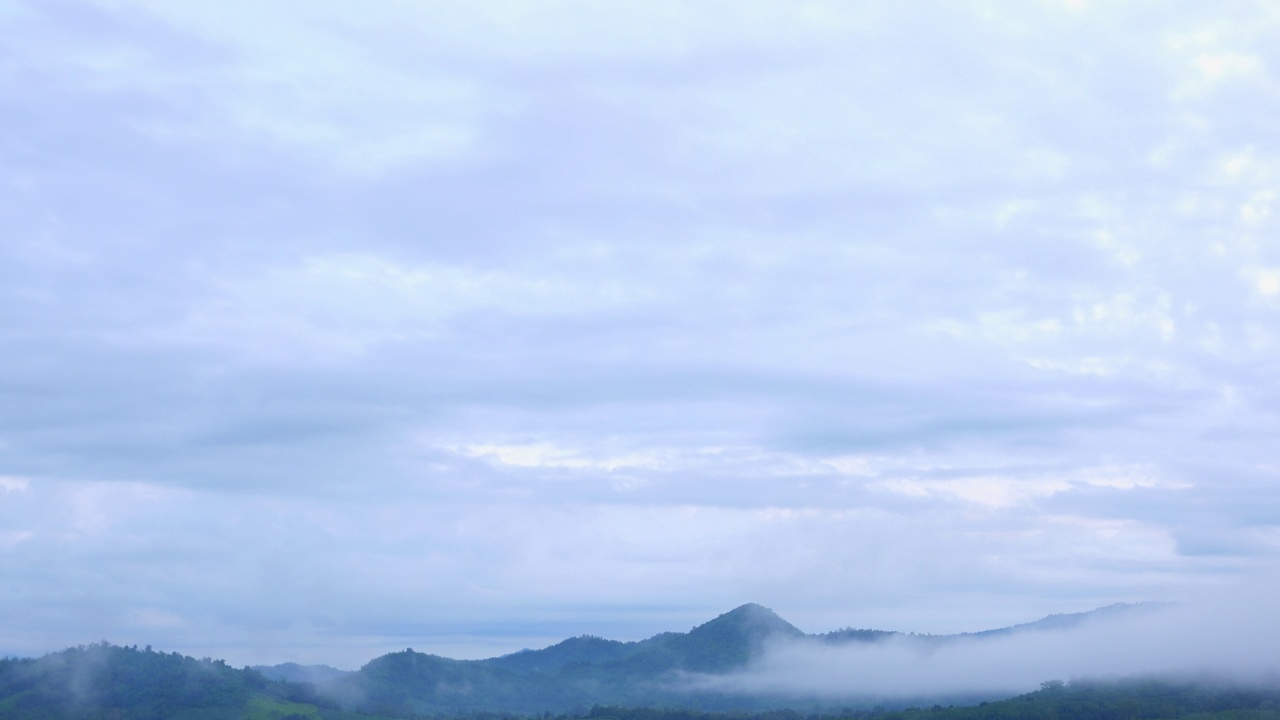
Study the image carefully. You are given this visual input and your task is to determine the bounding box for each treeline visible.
[0,642,339,720]
[582,680,1280,720]
[5,642,1280,720]
[908,679,1280,720]
[381,680,1280,720]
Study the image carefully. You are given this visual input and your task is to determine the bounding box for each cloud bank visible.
[1,0,1280,666]
[694,591,1280,699]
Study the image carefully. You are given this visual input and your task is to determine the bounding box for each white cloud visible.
[1077,464,1178,490]
[1240,189,1276,222]
[165,252,660,359]
[1245,266,1280,295]
[693,595,1280,698]
[1194,52,1260,82]
[1071,294,1177,341]
[1024,356,1126,376]
[460,442,669,473]
[870,465,1183,510]
[874,475,1072,509]
[4,0,1280,667]
[0,529,34,547]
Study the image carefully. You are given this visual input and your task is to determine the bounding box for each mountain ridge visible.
[6,639,1278,720]
[1,602,1172,717]
[280,602,1170,715]
[253,601,1169,681]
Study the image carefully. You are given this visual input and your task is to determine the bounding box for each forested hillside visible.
[0,643,380,720]
[0,603,1246,719]
[588,679,1280,720]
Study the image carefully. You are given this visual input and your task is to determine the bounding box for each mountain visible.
[0,642,376,720]
[962,601,1173,638]
[636,602,805,673]
[815,601,1172,646]
[253,661,354,685]
[573,602,805,676]
[0,602,1173,718]
[487,635,634,674]
[480,603,804,680]
[322,604,808,715]
[323,602,1165,715]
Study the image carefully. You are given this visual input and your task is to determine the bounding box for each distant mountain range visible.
[0,602,1170,719]
[251,601,1167,715]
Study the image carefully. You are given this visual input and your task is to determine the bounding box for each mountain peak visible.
[694,603,804,637]
[640,603,804,673]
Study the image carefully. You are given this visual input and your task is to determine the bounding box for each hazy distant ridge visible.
[253,660,353,685]
[279,602,1166,715]
[2,602,1172,718]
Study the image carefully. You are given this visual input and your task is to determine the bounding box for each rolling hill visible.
[3,602,1172,718]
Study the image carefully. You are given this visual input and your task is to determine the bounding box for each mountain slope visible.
[0,603,1174,718]
[608,603,805,675]
[962,601,1173,638]
[486,635,634,674]
[327,601,1169,715]
[254,661,354,685]
[332,604,807,715]
[815,602,1172,646]
[0,643,377,720]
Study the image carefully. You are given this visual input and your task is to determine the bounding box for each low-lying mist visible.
[687,587,1280,699]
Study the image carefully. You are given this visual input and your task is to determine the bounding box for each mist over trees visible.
[6,603,1280,719]
[6,644,1280,720]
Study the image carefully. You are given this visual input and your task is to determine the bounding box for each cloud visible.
[690,593,1280,698]
[1245,266,1280,296]
[163,251,665,360]
[0,476,30,493]
[2,0,1280,666]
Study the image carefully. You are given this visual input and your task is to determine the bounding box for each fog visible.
[691,584,1280,698]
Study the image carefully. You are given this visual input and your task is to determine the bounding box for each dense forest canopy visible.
[4,604,1274,720]
[5,643,1280,720]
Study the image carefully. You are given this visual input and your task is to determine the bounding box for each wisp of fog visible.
[689,579,1280,698]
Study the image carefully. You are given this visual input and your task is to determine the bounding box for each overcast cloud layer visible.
[3,1,1280,669]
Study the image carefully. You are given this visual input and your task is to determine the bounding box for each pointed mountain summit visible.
[687,603,804,653]
[621,603,805,674]
[682,603,804,672]
[6,603,1178,717]
[693,602,805,638]
[291,602,1178,715]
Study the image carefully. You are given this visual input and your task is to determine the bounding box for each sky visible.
[1,0,1280,670]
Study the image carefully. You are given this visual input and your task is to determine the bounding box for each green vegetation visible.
[584,680,1280,720]
[314,604,814,716]
[243,603,1181,717]
[0,642,259,720]
[3,606,1278,720]
[7,642,1280,720]
[0,643,396,720]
